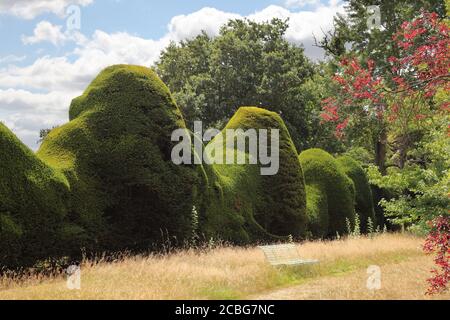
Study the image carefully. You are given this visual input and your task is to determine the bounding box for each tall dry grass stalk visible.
[0,233,448,300]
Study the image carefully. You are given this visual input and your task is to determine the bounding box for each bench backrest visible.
[258,243,300,265]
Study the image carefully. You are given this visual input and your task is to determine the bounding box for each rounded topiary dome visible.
[337,155,376,233]
[205,107,308,241]
[305,184,328,238]
[38,65,199,250]
[299,148,355,237]
[0,123,70,267]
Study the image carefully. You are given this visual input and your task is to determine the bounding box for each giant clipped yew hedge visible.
[202,107,307,242]
[299,149,356,237]
[38,65,199,252]
[0,64,377,268]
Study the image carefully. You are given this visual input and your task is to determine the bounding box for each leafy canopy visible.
[155,18,317,151]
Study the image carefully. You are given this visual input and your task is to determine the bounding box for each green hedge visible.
[203,107,308,241]
[337,156,376,233]
[299,148,355,237]
[305,184,328,238]
[0,212,23,267]
[38,65,199,251]
[1,64,387,267]
[0,123,72,267]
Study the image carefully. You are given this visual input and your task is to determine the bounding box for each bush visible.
[336,155,376,233]
[3,64,365,267]
[299,148,355,237]
[203,107,308,241]
[305,184,328,238]
[38,65,199,251]
[0,212,23,266]
[0,123,71,267]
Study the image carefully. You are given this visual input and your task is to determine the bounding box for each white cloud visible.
[249,3,344,59]
[0,31,167,149]
[0,55,26,65]
[167,7,241,42]
[22,21,68,46]
[0,0,93,19]
[0,2,344,149]
[284,0,321,8]
[0,89,72,148]
[166,3,344,60]
[0,88,72,113]
[0,56,89,92]
[1,32,166,92]
[22,20,87,46]
[76,30,166,67]
[3,111,68,149]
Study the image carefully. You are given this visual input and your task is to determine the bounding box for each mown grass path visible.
[248,254,450,300]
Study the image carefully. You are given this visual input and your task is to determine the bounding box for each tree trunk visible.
[375,129,387,175]
[397,134,409,170]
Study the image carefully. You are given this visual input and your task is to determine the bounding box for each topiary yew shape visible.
[204,107,308,241]
[0,123,71,267]
[38,65,199,251]
[337,155,376,233]
[299,148,355,237]
[2,65,312,266]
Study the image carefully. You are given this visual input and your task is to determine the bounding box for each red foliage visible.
[423,216,450,295]
[391,11,450,99]
[321,58,385,137]
[321,9,450,295]
[321,11,450,138]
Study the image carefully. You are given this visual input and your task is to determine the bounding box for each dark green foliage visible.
[305,184,328,238]
[0,123,71,267]
[203,107,308,241]
[226,107,307,238]
[371,185,388,229]
[337,155,376,233]
[1,66,310,266]
[0,212,22,266]
[198,161,262,243]
[299,148,355,237]
[38,65,199,251]
[2,62,393,267]
[156,19,317,151]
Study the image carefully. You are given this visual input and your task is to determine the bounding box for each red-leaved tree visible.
[321,11,449,173]
[322,10,450,295]
[423,216,450,294]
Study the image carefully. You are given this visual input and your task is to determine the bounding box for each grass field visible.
[1,233,449,300]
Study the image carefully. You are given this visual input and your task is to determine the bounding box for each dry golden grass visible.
[251,255,450,300]
[0,233,448,300]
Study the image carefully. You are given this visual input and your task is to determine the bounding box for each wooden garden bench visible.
[258,243,319,267]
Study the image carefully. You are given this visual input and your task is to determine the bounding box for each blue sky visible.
[0,0,344,149]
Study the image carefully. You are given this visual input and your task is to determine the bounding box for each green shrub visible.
[305,184,328,238]
[203,107,308,241]
[0,123,72,267]
[1,65,322,266]
[371,185,388,229]
[197,161,259,243]
[299,148,355,237]
[38,65,199,251]
[0,212,23,266]
[336,155,376,233]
